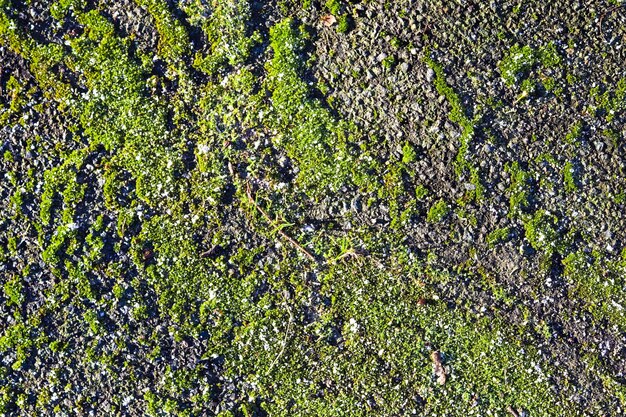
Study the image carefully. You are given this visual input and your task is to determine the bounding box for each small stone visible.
[426,67,435,82]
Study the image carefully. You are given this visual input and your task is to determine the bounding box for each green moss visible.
[499,42,561,86]
[375,160,417,230]
[49,0,85,20]
[265,18,354,193]
[0,386,11,414]
[520,78,537,98]
[415,184,429,200]
[39,148,88,226]
[325,0,342,15]
[83,310,103,335]
[390,36,403,49]
[3,274,23,306]
[562,161,579,193]
[423,50,483,200]
[6,75,25,113]
[9,188,24,217]
[401,141,417,164]
[538,42,562,68]
[523,210,560,254]
[337,14,350,33]
[590,77,626,121]
[505,161,533,217]
[77,9,115,41]
[0,322,34,369]
[563,251,626,332]
[565,121,583,145]
[499,44,536,85]
[193,0,259,76]
[49,340,67,352]
[0,2,622,414]
[135,0,190,63]
[487,226,512,248]
[112,283,124,299]
[381,54,396,69]
[427,199,450,223]
[541,77,556,91]
[566,73,576,85]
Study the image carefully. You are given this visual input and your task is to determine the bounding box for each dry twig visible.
[245,182,318,263]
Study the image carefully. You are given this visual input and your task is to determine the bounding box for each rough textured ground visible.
[1,0,626,416]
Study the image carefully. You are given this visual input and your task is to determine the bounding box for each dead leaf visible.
[321,14,336,27]
[431,351,446,385]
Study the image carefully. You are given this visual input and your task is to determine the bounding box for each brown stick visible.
[599,5,623,45]
[199,245,218,258]
[245,183,318,263]
[506,406,520,417]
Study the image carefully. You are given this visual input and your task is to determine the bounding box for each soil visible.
[1,0,625,416]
